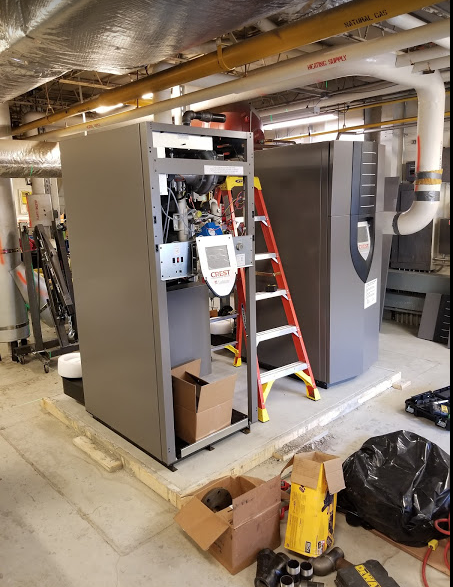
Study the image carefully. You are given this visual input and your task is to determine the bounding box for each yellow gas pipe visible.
[6,0,436,138]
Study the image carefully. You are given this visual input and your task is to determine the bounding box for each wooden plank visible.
[40,397,184,508]
[73,436,123,473]
[373,530,450,576]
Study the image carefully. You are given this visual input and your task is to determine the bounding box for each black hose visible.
[182,110,227,126]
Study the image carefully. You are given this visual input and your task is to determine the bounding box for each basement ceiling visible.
[3,1,450,127]
[0,0,342,103]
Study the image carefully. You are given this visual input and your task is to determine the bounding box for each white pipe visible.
[259,70,450,119]
[412,56,450,73]
[23,112,55,226]
[30,19,450,143]
[396,46,450,67]
[271,54,446,237]
[259,83,409,119]
[387,14,450,50]
[0,103,29,343]
[153,63,173,123]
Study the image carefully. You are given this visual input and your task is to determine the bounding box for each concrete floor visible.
[0,321,450,587]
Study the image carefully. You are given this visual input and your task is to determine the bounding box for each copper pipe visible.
[6,0,435,138]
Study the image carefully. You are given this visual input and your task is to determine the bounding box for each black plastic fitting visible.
[255,549,290,587]
[182,110,227,126]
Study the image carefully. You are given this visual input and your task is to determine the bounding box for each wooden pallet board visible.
[373,530,450,576]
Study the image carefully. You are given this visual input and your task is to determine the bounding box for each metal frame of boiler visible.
[147,123,258,461]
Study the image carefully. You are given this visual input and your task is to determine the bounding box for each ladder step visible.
[256,325,297,345]
[256,289,287,301]
[260,361,308,385]
[255,252,277,261]
[210,313,238,323]
[254,215,268,223]
[211,343,237,352]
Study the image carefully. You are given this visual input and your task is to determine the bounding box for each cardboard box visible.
[172,360,236,444]
[174,475,281,574]
[283,451,345,558]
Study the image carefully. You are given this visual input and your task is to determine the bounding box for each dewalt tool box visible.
[335,560,401,587]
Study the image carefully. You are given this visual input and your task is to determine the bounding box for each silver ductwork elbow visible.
[0,140,61,178]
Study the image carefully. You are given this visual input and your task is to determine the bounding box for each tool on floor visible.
[281,577,294,587]
[217,177,320,423]
[312,547,350,576]
[255,549,290,587]
[405,386,450,430]
[335,560,401,587]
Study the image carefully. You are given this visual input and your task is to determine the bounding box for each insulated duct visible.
[0,0,308,104]
[6,0,438,138]
[0,140,61,179]
[0,104,29,343]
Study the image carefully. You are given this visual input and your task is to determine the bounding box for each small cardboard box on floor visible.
[171,360,236,444]
[283,451,345,558]
[174,475,281,574]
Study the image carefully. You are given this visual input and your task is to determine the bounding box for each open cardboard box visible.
[283,451,345,557]
[175,475,281,574]
[172,360,236,445]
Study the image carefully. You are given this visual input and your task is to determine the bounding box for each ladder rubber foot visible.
[233,357,242,368]
[258,408,270,423]
[307,387,321,401]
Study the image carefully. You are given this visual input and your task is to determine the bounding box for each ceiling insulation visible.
[0,0,317,103]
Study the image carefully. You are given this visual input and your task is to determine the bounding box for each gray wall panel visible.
[61,126,164,459]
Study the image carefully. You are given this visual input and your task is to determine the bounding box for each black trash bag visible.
[338,430,450,547]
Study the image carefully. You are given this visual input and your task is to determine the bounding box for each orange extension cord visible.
[422,514,450,587]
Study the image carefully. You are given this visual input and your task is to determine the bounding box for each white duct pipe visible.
[0,103,29,343]
[387,14,450,50]
[258,54,447,237]
[30,19,450,143]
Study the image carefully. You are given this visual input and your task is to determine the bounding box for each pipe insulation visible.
[0,140,61,179]
[27,19,450,145]
[0,104,29,343]
[7,0,440,138]
[0,0,314,104]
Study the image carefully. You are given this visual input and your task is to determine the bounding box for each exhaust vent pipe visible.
[182,110,226,126]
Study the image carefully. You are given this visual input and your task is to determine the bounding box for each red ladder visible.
[217,177,321,423]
